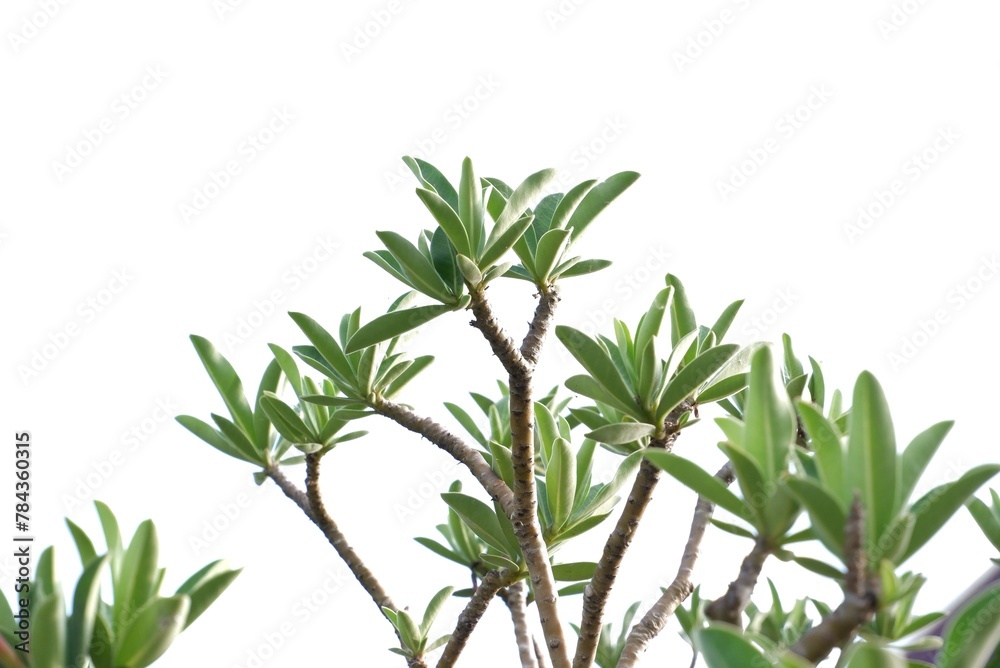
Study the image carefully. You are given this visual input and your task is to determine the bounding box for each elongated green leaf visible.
[32,594,64,668]
[456,253,483,285]
[719,442,769,529]
[66,554,109,668]
[421,586,455,637]
[534,229,572,283]
[546,438,577,530]
[658,344,740,421]
[967,497,1000,551]
[557,326,640,415]
[781,333,805,379]
[415,537,468,567]
[579,450,645,521]
[797,402,846,505]
[444,402,488,448]
[840,643,908,667]
[564,171,640,241]
[441,493,511,557]
[404,157,459,209]
[645,451,752,522]
[899,421,954,507]
[289,312,356,386]
[938,583,1000,668]
[742,346,795,483]
[376,231,454,302]
[95,500,123,576]
[585,422,656,446]
[489,441,515,490]
[665,274,697,348]
[396,610,421,652]
[417,188,470,258]
[636,288,672,363]
[785,477,846,557]
[555,258,612,279]
[900,464,1000,564]
[698,373,749,404]
[479,214,535,269]
[709,299,744,343]
[65,518,98,568]
[261,393,314,444]
[564,375,640,423]
[190,336,254,438]
[346,302,462,353]
[549,179,597,231]
[116,596,190,668]
[116,520,159,632]
[551,562,597,581]
[253,358,282,452]
[807,356,826,407]
[458,158,481,253]
[486,168,558,250]
[384,355,434,398]
[181,568,241,629]
[211,414,260,462]
[846,371,898,557]
[697,624,769,668]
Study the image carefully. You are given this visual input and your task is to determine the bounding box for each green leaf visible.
[65,518,98,569]
[549,179,598,230]
[900,464,1000,564]
[533,229,572,283]
[288,312,356,386]
[179,567,241,629]
[743,346,796,482]
[807,356,826,407]
[967,497,1000,551]
[95,500,123,575]
[421,586,455,637]
[415,537,468,567]
[190,336,254,438]
[635,288,672,365]
[456,254,483,285]
[797,402,846,506]
[555,258,612,279]
[479,214,535,269]
[781,333,805,379]
[709,299,744,343]
[665,274,697,348]
[115,596,190,668]
[32,594,65,668]
[564,171,640,241]
[376,231,454,302]
[645,451,752,522]
[211,413,261,462]
[384,355,435,398]
[417,188,471,258]
[260,393,315,444]
[711,518,756,539]
[66,555,109,668]
[789,555,844,580]
[577,450,644,521]
[546,438,577,530]
[696,624,769,668]
[840,643,908,667]
[551,562,597,581]
[403,157,459,210]
[556,326,640,416]
[441,493,511,558]
[585,422,656,446]
[785,477,846,557]
[116,520,159,633]
[486,168,558,251]
[658,344,740,422]
[564,375,640,422]
[899,421,954,507]
[719,442,770,528]
[395,609,421,652]
[937,584,1000,668]
[846,371,898,558]
[346,302,462,353]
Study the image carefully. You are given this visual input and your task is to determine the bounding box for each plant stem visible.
[617,463,734,667]
[437,569,515,668]
[573,437,676,668]
[499,580,540,668]
[791,495,878,663]
[468,285,572,668]
[704,534,772,626]
[375,398,516,517]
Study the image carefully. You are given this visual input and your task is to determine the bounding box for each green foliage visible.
[0,503,238,668]
[382,587,454,661]
[570,601,641,668]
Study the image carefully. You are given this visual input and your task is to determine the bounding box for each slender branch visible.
[375,398,516,517]
[521,286,560,366]
[704,534,772,626]
[268,460,426,667]
[468,286,571,668]
[534,637,549,668]
[617,463,735,667]
[499,580,540,668]
[437,569,515,667]
[791,495,878,663]
[573,434,677,667]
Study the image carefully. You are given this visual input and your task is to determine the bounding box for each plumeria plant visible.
[165,157,1000,668]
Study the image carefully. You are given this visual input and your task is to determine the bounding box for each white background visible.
[2,0,999,666]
